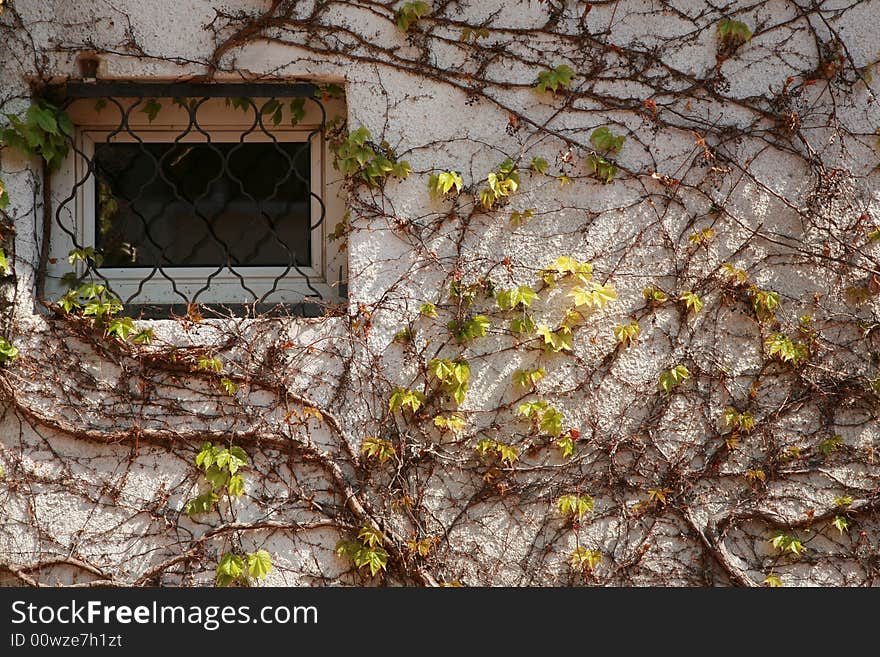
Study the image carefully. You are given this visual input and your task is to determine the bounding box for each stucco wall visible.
[1,0,879,586]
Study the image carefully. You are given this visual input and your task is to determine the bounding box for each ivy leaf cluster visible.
[395,1,430,33]
[332,126,411,187]
[535,64,576,94]
[336,525,389,576]
[428,357,470,405]
[717,18,753,53]
[659,365,690,392]
[2,101,72,170]
[479,159,520,209]
[557,493,594,521]
[186,442,249,516]
[216,549,273,587]
[586,126,625,183]
[361,436,397,464]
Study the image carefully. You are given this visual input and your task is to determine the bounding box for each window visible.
[45,83,347,316]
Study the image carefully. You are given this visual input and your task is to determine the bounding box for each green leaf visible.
[720,262,749,284]
[688,228,716,245]
[448,315,490,342]
[419,302,437,317]
[475,438,496,458]
[185,492,219,516]
[817,435,843,456]
[479,160,520,208]
[395,1,430,33]
[261,99,281,119]
[569,283,617,309]
[679,291,703,314]
[141,99,162,123]
[246,550,273,580]
[350,125,370,146]
[228,445,248,466]
[358,524,384,548]
[57,112,74,137]
[289,98,306,126]
[195,442,216,469]
[479,188,496,209]
[517,400,564,437]
[362,545,389,576]
[215,446,248,475]
[429,357,470,405]
[205,466,230,490]
[535,64,577,94]
[643,286,668,303]
[659,365,690,392]
[530,157,549,175]
[717,18,753,50]
[332,126,409,187]
[770,532,805,556]
[68,246,102,266]
[834,496,854,509]
[556,434,575,459]
[27,104,57,135]
[557,493,594,520]
[540,407,563,437]
[496,285,537,311]
[227,474,245,497]
[339,527,390,576]
[589,126,626,154]
[765,333,808,365]
[752,288,779,321]
[495,443,519,465]
[763,573,783,587]
[361,436,396,464]
[392,160,411,179]
[831,515,849,535]
[389,387,426,413]
[428,171,463,198]
[586,154,617,183]
[542,256,593,284]
[132,328,155,345]
[196,356,223,372]
[722,407,755,433]
[0,337,19,363]
[571,548,602,571]
[433,413,466,433]
[475,438,520,464]
[536,324,573,353]
[105,316,135,341]
[509,208,535,227]
[393,327,414,344]
[0,248,8,274]
[613,321,641,347]
[216,553,246,587]
[513,367,545,389]
[510,314,536,335]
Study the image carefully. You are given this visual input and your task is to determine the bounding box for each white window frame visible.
[46,97,345,307]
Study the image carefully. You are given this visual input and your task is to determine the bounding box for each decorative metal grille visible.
[44,82,343,317]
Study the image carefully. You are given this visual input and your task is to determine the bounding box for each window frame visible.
[44,84,346,310]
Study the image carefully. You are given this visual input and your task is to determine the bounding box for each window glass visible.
[94,141,312,268]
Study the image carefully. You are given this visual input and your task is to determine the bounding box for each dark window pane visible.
[94,141,312,268]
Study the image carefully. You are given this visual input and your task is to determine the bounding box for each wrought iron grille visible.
[43,82,345,317]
